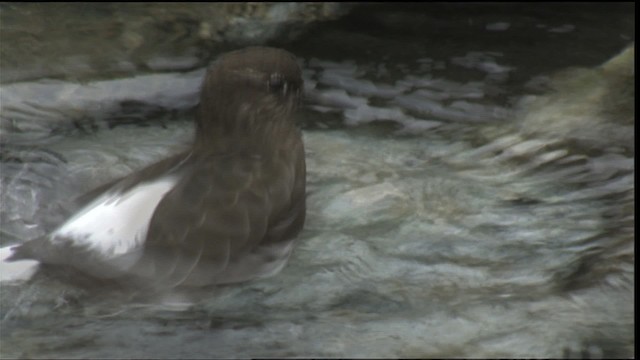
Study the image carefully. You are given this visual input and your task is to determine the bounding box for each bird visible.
[1,47,307,289]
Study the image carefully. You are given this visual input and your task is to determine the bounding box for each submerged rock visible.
[516,44,635,154]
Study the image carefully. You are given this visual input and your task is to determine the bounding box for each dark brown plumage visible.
[7,47,306,288]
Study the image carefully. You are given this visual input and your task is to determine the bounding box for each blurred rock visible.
[321,182,411,227]
[0,3,351,83]
[516,44,635,154]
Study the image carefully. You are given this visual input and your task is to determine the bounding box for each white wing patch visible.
[0,245,40,282]
[52,176,179,259]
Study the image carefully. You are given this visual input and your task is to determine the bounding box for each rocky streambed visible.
[0,3,634,358]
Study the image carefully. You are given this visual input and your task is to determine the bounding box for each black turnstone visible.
[1,47,306,288]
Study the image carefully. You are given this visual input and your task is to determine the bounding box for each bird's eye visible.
[268,73,287,94]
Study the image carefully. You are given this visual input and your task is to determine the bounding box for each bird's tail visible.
[0,245,40,283]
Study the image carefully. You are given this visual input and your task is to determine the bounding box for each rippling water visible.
[0,4,634,358]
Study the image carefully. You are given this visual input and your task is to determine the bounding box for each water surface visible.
[0,3,634,358]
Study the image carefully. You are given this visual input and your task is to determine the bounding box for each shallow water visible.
[0,3,634,358]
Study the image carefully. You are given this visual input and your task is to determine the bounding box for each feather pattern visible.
[2,47,306,288]
[52,176,180,259]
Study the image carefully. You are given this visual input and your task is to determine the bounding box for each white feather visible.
[52,176,179,260]
[0,245,39,282]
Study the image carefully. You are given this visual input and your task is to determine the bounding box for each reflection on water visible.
[0,3,634,358]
